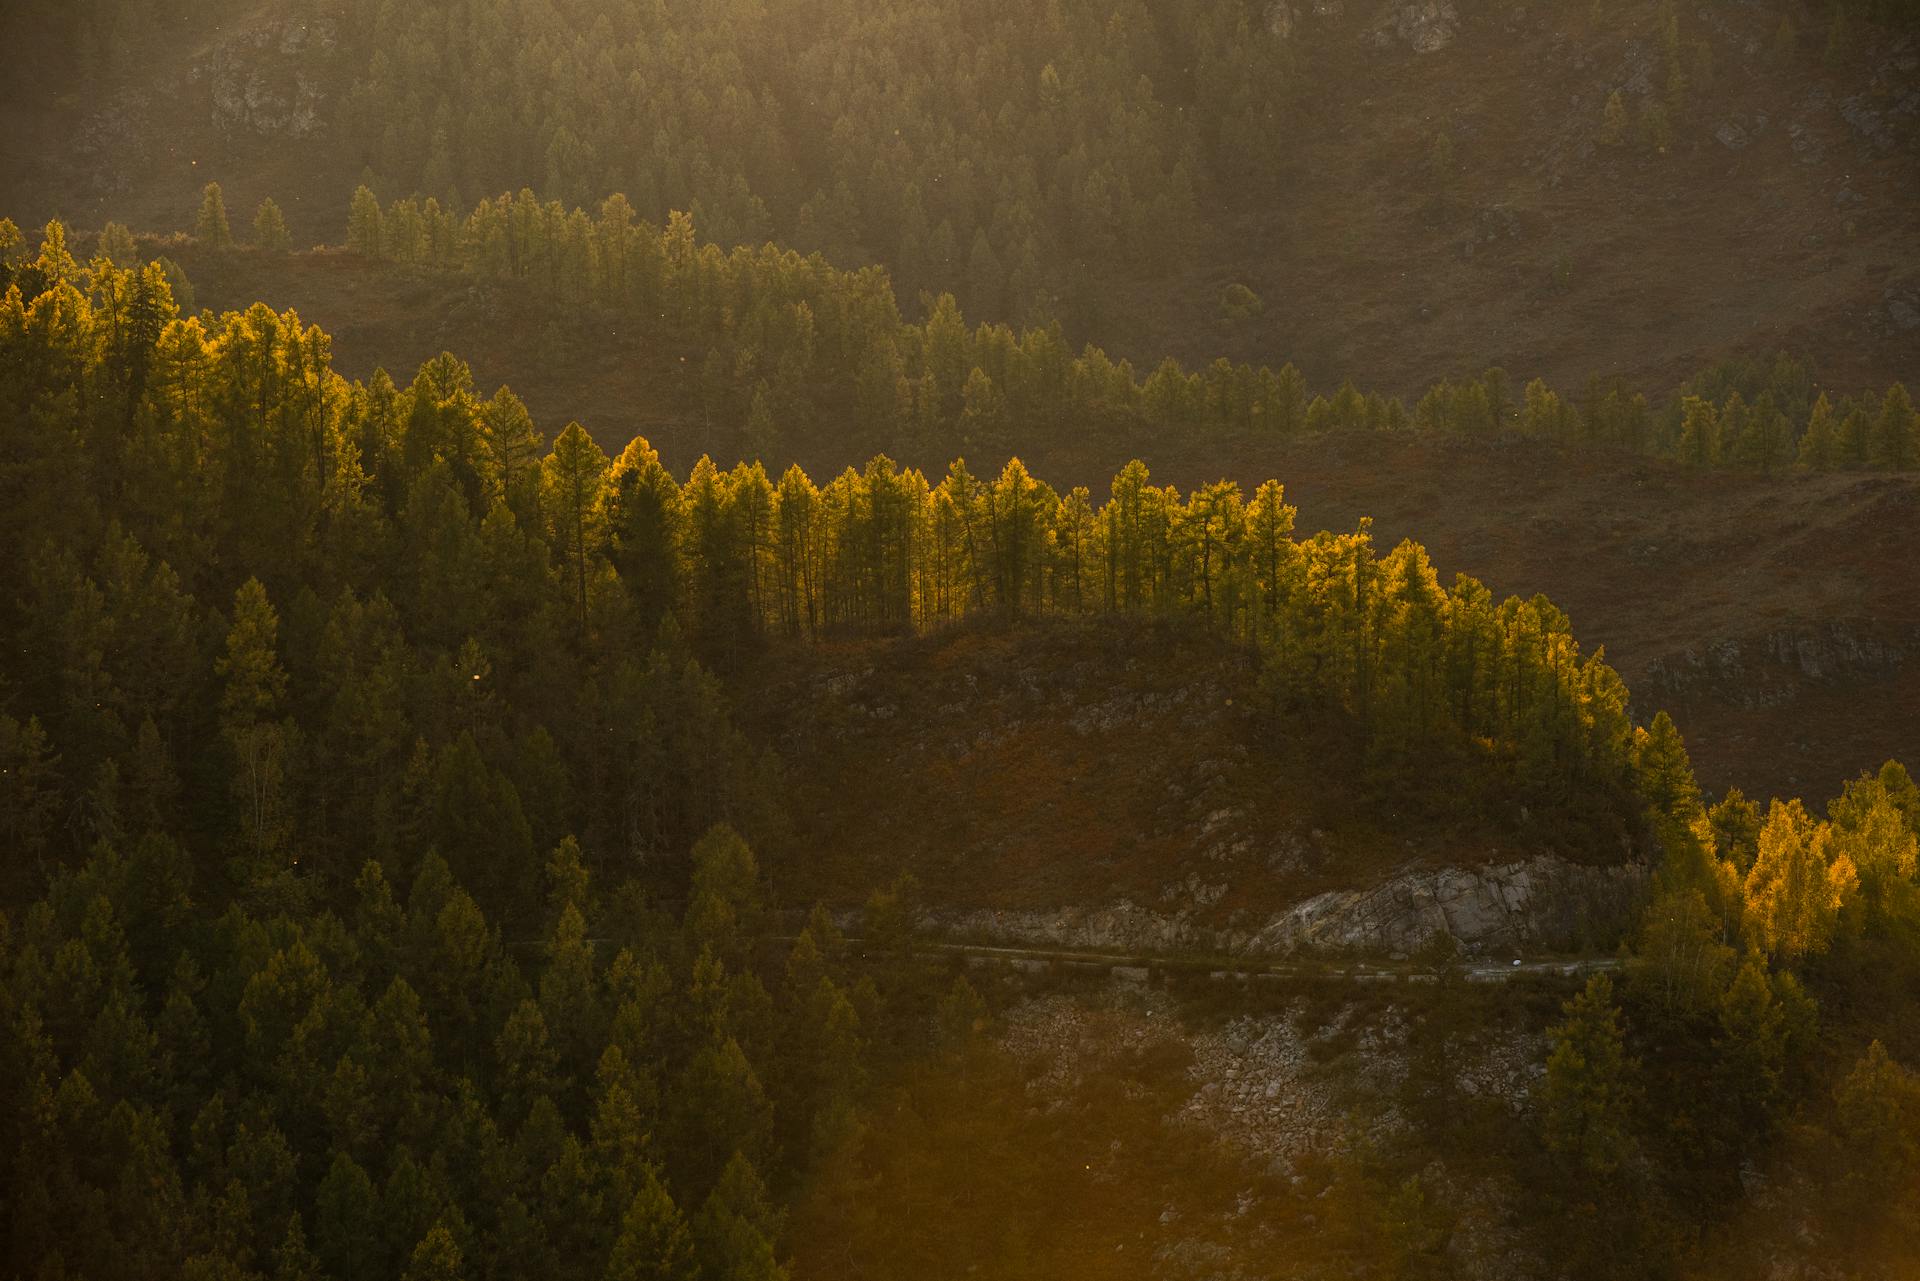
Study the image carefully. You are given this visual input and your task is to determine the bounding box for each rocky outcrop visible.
[936,901,1212,955]
[1641,620,1917,711]
[928,854,1648,959]
[1238,856,1646,956]
[190,15,341,140]
[1369,1,1458,54]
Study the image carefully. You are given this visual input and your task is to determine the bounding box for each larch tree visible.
[400,1224,466,1281]
[1872,384,1917,471]
[98,220,139,267]
[1632,710,1700,824]
[694,1153,786,1281]
[1712,957,1790,1134]
[479,386,544,522]
[348,185,385,258]
[1828,782,1919,920]
[1798,394,1839,469]
[606,1169,699,1281]
[744,382,778,463]
[1738,394,1791,474]
[217,578,292,861]
[541,422,610,640]
[195,182,233,248]
[1743,799,1857,959]
[1830,1040,1920,1227]
[1633,886,1733,1019]
[606,437,691,637]
[315,1153,382,1279]
[1541,973,1641,1176]
[669,1035,774,1200]
[254,197,291,253]
[1676,396,1718,467]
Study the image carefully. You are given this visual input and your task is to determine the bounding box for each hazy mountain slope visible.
[1100,0,1920,395]
[4,0,1915,397]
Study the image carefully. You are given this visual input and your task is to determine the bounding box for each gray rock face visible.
[1238,857,1646,956]
[937,901,1211,954]
[1642,621,1917,711]
[1371,0,1458,53]
[191,17,341,140]
[928,854,1648,959]
[1789,114,1826,167]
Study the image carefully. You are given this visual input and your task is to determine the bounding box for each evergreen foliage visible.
[253,198,291,253]
[0,215,1916,1281]
[195,183,232,249]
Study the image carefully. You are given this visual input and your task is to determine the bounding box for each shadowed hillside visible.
[5,0,1916,397]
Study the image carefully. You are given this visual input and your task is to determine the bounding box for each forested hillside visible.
[4,0,1917,394]
[4,216,1920,1279]
[53,198,1920,803]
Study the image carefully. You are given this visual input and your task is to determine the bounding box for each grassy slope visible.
[1101,0,1920,398]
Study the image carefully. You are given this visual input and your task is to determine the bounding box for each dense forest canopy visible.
[337,178,1920,471]
[2,214,1919,1277]
[0,4,1917,1281]
[72,191,1920,481]
[0,219,1653,880]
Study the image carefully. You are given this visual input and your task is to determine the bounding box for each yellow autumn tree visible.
[1742,799,1857,959]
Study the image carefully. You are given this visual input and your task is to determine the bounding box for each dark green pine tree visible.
[1541,974,1641,1176]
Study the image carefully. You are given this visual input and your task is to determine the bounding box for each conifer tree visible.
[1632,710,1700,823]
[1743,799,1857,959]
[315,1154,382,1279]
[1713,957,1789,1134]
[1662,12,1687,112]
[1871,384,1917,471]
[273,1214,323,1281]
[1675,396,1717,466]
[1798,394,1839,469]
[1738,394,1791,474]
[254,198,291,253]
[348,185,384,258]
[401,1225,466,1281]
[1830,1040,1920,1226]
[607,1170,699,1281]
[696,1153,787,1281]
[1828,783,1919,911]
[218,579,292,861]
[156,255,195,313]
[541,422,610,639]
[1634,887,1732,1019]
[195,182,233,248]
[1541,974,1640,1176]
[98,220,139,267]
[1639,98,1674,153]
